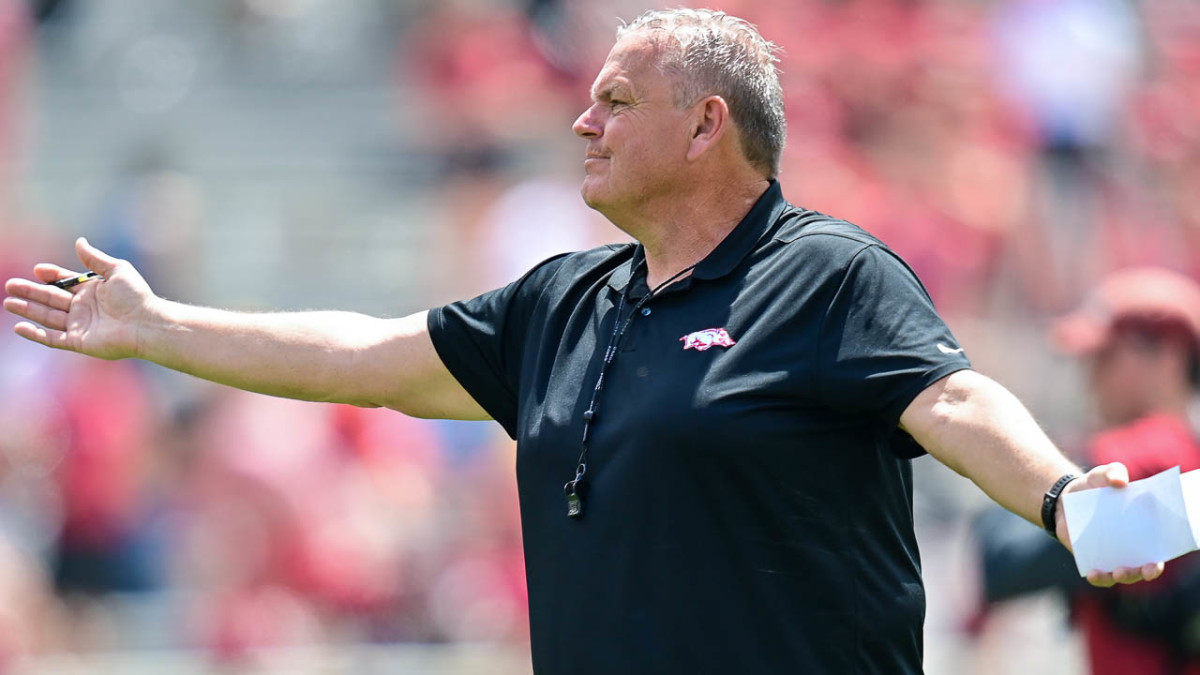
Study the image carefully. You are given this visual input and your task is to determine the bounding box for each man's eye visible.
[610,100,628,108]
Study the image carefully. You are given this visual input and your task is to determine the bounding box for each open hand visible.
[1057,462,1167,588]
[3,238,157,360]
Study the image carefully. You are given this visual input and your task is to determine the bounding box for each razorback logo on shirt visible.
[680,327,737,351]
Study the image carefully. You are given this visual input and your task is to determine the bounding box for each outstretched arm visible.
[3,238,488,420]
[900,368,1165,588]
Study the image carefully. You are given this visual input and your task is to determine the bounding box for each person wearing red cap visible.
[975,267,1200,674]
[1055,268,1200,675]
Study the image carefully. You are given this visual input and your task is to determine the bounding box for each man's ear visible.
[686,95,730,162]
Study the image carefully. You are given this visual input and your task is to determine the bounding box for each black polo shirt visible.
[427,181,970,674]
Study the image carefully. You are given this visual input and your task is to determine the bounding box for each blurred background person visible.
[973,267,1200,675]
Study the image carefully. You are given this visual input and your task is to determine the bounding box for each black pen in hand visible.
[50,271,101,290]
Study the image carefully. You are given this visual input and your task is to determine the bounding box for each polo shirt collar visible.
[605,248,639,294]
[692,179,786,281]
[606,180,786,294]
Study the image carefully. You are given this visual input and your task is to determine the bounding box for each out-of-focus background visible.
[0,0,1196,672]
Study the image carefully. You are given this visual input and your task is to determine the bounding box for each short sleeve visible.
[427,254,569,439]
[816,244,971,456]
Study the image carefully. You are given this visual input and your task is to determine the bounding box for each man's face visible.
[1087,332,1166,426]
[572,34,694,217]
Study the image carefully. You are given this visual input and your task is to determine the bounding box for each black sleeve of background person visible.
[426,254,571,439]
[816,244,971,458]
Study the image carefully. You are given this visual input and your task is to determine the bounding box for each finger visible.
[1141,562,1165,582]
[75,237,121,276]
[4,277,75,312]
[12,321,69,350]
[1086,570,1116,588]
[33,263,84,285]
[2,297,69,331]
[1086,462,1129,489]
[1112,566,1140,584]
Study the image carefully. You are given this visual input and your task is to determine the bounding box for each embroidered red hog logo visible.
[680,328,737,351]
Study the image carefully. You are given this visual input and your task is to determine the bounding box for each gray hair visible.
[617,8,786,178]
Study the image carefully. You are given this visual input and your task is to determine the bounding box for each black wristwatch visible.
[1041,473,1079,537]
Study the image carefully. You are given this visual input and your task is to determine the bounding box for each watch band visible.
[1041,473,1079,537]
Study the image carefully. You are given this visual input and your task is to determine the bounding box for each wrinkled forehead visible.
[589,32,674,99]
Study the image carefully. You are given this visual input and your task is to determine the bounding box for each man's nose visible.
[573,105,602,139]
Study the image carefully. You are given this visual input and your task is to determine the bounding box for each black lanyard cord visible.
[564,260,698,517]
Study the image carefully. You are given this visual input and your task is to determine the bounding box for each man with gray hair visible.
[614,9,788,178]
[3,9,1164,674]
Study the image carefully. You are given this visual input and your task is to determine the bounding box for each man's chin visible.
[579,180,607,211]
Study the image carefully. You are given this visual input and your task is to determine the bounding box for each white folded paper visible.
[1062,466,1200,576]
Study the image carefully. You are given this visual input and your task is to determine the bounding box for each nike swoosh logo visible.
[937,343,965,354]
